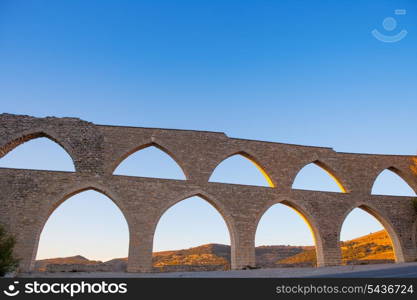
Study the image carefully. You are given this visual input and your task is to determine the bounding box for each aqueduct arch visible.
[209,151,275,187]
[0,113,416,272]
[150,191,236,267]
[111,141,188,178]
[338,203,406,263]
[371,166,417,196]
[291,160,348,193]
[254,198,327,267]
[23,183,134,272]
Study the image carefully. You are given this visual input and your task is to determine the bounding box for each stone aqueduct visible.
[0,113,417,273]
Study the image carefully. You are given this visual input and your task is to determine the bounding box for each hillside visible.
[35,230,395,272]
[152,244,229,267]
[255,245,313,267]
[278,230,394,266]
[341,230,394,262]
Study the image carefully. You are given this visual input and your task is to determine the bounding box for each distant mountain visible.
[151,243,312,268]
[35,230,394,272]
[35,255,102,272]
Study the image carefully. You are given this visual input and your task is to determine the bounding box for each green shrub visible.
[0,225,19,276]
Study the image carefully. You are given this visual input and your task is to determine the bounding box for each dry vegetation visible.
[278,230,394,266]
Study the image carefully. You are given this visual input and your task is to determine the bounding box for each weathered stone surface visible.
[0,113,416,273]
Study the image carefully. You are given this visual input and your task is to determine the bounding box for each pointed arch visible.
[371,167,417,196]
[153,191,235,246]
[112,142,186,180]
[30,184,133,271]
[0,131,76,171]
[292,160,347,193]
[209,151,274,187]
[36,190,129,262]
[339,204,404,263]
[151,192,234,268]
[255,199,324,267]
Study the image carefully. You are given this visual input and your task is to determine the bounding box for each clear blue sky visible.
[0,0,416,261]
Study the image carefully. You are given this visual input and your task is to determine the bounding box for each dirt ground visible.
[16,262,417,278]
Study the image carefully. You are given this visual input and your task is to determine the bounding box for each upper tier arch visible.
[0,131,75,163]
[0,132,76,171]
[112,142,187,180]
[371,166,417,196]
[208,151,275,187]
[291,159,349,193]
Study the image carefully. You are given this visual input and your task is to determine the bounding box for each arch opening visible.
[255,202,319,268]
[339,206,400,265]
[292,161,346,193]
[371,168,416,196]
[209,153,274,187]
[113,144,186,180]
[152,196,231,271]
[35,190,129,272]
[0,136,75,171]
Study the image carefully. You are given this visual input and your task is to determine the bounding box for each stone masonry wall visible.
[0,113,416,273]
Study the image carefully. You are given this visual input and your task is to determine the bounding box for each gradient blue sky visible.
[0,0,416,261]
